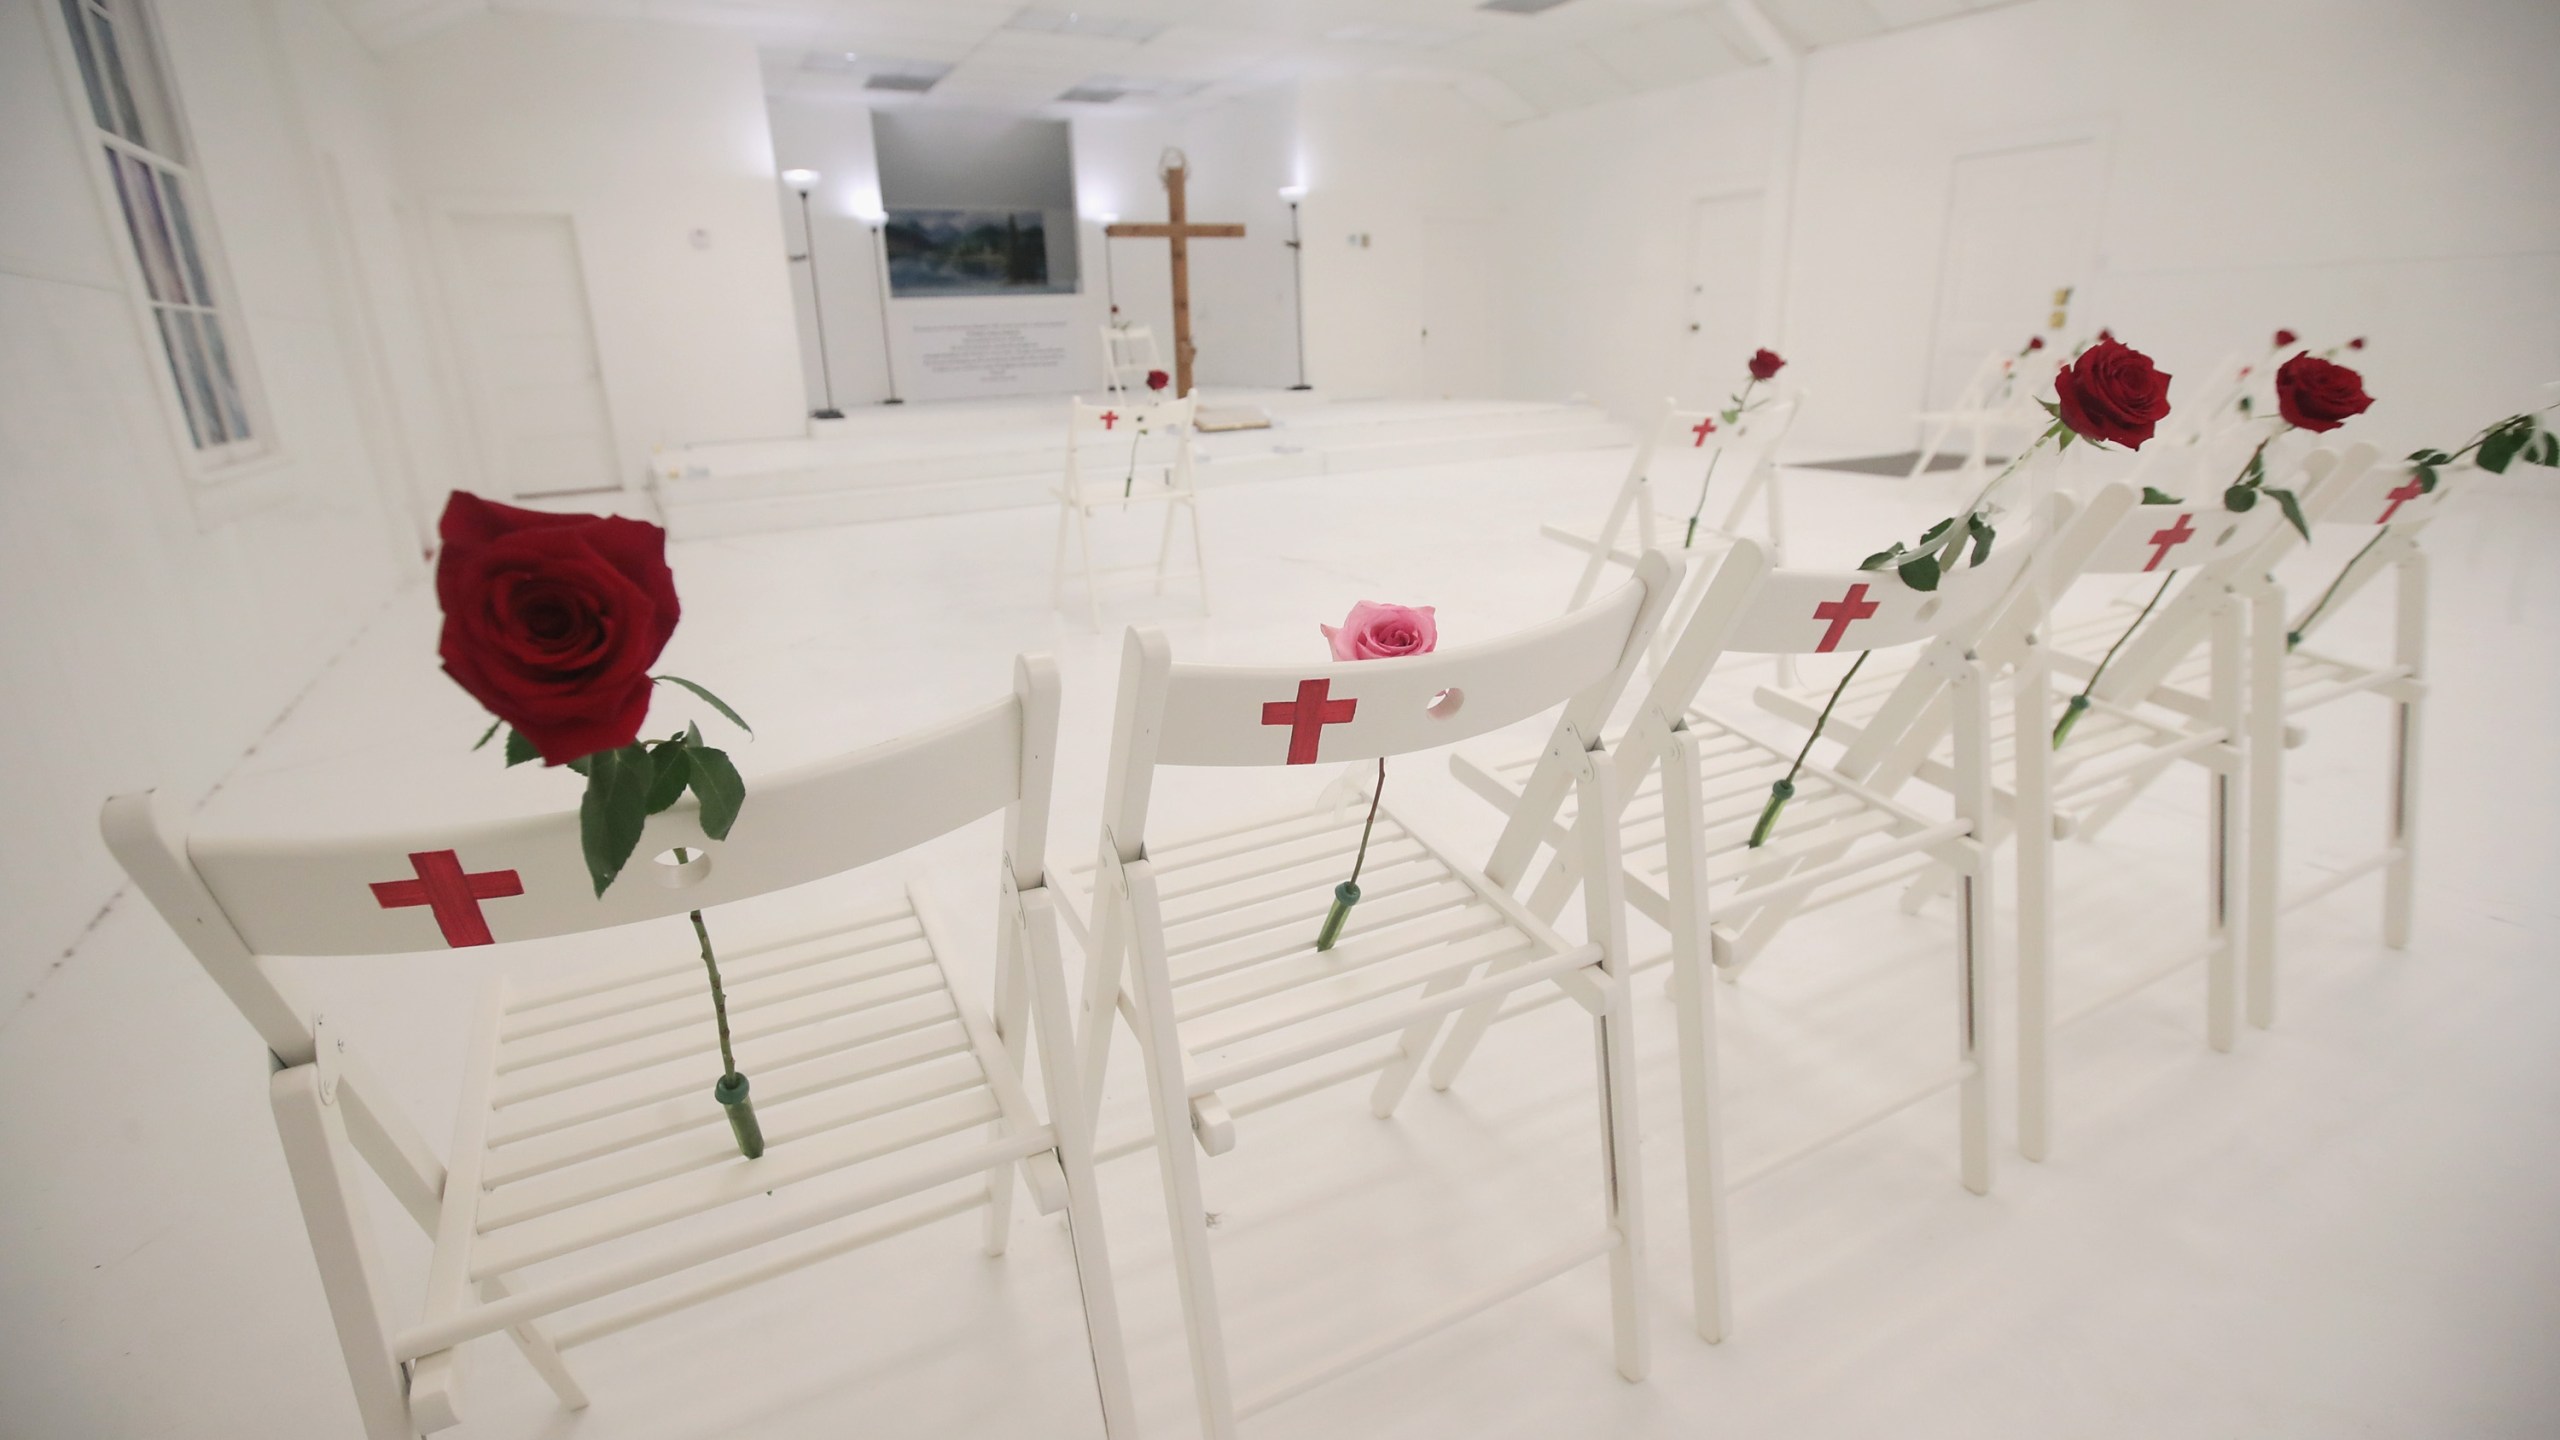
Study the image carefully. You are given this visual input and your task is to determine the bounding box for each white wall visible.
[1496,0,2560,458]
[0,0,421,1017]
[386,11,808,473]
[1297,77,1505,399]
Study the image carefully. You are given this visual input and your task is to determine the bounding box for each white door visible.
[1924,140,2101,410]
[1415,216,1501,399]
[446,212,620,497]
[1676,191,1764,404]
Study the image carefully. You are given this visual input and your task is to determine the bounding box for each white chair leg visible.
[1661,729,1731,1340]
[2014,644,2056,1163]
[1574,755,1650,1382]
[2384,552,2427,948]
[1423,987,1504,1092]
[1152,501,1179,596]
[2246,585,2285,1028]
[1076,505,1104,631]
[1020,895,1142,1440]
[1124,873,1240,1439]
[2204,594,2246,1053]
[1051,500,1074,613]
[983,914,1032,1255]
[1186,499,1211,614]
[270,1064,420,1440]
[1369,965,1477,1118]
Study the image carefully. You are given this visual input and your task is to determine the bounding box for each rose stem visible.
[676,847,738,1078]
[1751,650,1868,848]
[2286,530,2388,650]
[1349,757,1386,887]
[2054,573,2174,748]
[1960,421,2062,517]
[1682,378,1754,548]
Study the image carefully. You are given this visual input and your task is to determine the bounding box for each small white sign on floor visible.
[893,297,1101,401]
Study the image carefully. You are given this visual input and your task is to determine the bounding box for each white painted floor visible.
[5,446,2558,1439]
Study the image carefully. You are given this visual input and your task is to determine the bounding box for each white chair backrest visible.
[1102,555,1679,856]
[1718,538,2036,657]
[1066,393,1197,500]
[1100,324,1162,394]
[102,660,1061,1057]
[1640,392,1801,510]
[2315,455,2457,532]
[2071,493,2284,577]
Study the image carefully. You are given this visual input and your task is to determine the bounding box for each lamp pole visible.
[782,169,842,420]
[867,218,902,405]
[1281,187,1311,391]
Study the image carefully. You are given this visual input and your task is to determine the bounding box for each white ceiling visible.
[330,0,2029,122]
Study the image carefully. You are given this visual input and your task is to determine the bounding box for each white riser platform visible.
[648,393,1625,539]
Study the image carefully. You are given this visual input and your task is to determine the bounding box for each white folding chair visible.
[1101,323,1164,396]
[1053,391,1210,628]
[1065,555,1679,1436]
[1440,532,2038,1339]
[2115,452,2457,1031]
[101,658,1136,1440]
[1909,349,2044,483]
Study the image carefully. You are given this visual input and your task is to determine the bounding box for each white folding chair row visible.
[1062,555,1682,1436]
[1054,391,1211,628]
[1545,393,1806,685]
[1441,530,2037,1340]
[102,659,1137,1439]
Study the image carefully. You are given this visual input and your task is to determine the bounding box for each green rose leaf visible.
[578,745,654,896]
[472,718,502,752]
[2414,464,2439,493]
[1859,542,1906,571]
[504,729,540,768]
[645,741,691,813]
[654,675,754,737]
[2478,423,2529,474]
[687,745,746,840]
[2270,486,2310,542]
[1966,514,1995,566]
[2528,429,2560,467]
[566,753,594,777]
[1920,517,1954,544]
[2243,449,2266,486]
[2224,484,2258,512]
[1897,553,1942,592]
[2141,486,2183,505]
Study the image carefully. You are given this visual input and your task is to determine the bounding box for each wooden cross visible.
[370,849,524,948]
[1106,149,1243,400]
[1262,678,1357,764]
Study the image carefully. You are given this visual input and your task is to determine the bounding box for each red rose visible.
[2273,328,2298,348]
[1747,348,1786,381]
[1145,369,1169,392]
[2026,335,2045,352]
[2097,327,2115,342]
[2273,352,2372,432]
[2052,337,2173,449]
[2348,336,2366,350]
[435,492,681,766]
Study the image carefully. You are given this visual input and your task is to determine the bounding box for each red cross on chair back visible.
[369,850,524,948]
[1098,410,1119,430]
[1811,583,1879,653]
[1261,678,1358,764]
[2143,512,2197,572]
[2375,475,2425,525]
[1690,416,1717,447]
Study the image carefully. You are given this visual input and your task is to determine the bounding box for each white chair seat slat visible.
[476,1050,997,1232]
[496,935,936,1072]
[1175,907,1520,1030]
[485,1018,976,1186]
[491,962,952,1108]
[1166,865,1473,983]
[470,1086,1011,1280]
[488,989,959,1145]
[1157,838,1435,936]
[502,902,919,1017]
[1156,827,1423,909]
[501,914,926,1042]
[1184,930,1555,1063]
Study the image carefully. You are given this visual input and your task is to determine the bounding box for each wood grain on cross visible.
[1106,152,1242,399]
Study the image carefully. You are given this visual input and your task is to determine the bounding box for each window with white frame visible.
[56,0,266,464]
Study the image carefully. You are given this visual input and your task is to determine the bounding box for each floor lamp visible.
[1280,185,1312,391]
[863,213,903,405]
[780,169,843,420]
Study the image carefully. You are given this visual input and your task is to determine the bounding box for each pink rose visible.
[1322,601,1437,661]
